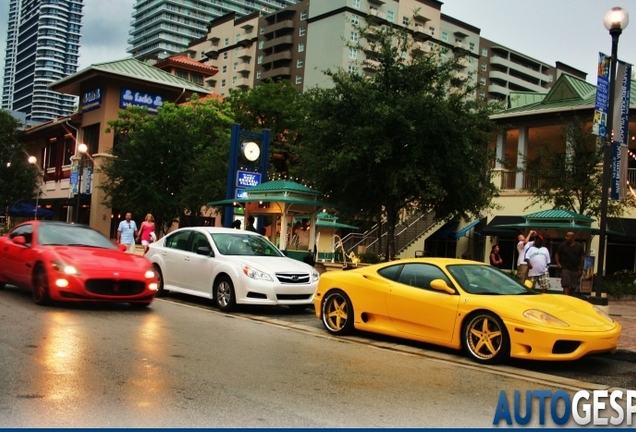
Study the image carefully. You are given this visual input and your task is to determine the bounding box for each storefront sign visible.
[120,88,164,114]
[236,170,261,188]
[82,88,101,112]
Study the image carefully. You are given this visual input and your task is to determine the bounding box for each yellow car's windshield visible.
[447,264,532,295]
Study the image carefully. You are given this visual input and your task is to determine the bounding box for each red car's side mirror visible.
[117,243,127,252]
[12,236,26,246]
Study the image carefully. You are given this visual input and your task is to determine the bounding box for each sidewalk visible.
[609,299,636,355]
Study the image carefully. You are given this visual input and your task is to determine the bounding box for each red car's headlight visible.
[51,260,81,275]
[144,270,156,279]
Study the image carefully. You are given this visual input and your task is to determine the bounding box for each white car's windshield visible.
[211,233,284,257]
[447,264,532,295]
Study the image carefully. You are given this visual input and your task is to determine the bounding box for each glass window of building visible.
[258,55,263,64]
[256,70,262,79]
[301,10,307,20]
[441,31,448,42]
[299,27,306,36]
[297,58,304,68]
[349,48,357,59]
[428,26,434,35]
[481,48,488,56]
[221,79,226,87]
[351,15,359,25]
[387,11,394,21]
[350,31,358,42]
[224,38,229,46]
[348,65,356,73]
[402,16,409,26]
[469,42,475,52]
[353,0,360,8]
[298,43,305,52]
[222,65,227,73]
[259,40,264,49]
[295,75,302,84]
[481,63,487,71]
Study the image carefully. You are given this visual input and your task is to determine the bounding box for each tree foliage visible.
[226,80,303,175]
[295,22,499,260]
[0,111,38,222]
[100,95,234,233]
[522,120,635,219]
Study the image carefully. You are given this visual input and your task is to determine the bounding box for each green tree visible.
[0,111,38,224]
[522,120,635,218]
[226,80,304,175]
[295,23,498,260]
[100,95,234,233]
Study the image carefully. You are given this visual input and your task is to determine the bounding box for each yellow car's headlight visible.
[51,260,80,275]
[593,306,614,323]
[523,309,569,327]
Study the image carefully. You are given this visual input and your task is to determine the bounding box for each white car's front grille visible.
[275,272,310,284]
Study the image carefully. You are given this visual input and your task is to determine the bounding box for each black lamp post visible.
[594,7,630,301]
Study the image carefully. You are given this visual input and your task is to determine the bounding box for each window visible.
[256,70,262,79]
[428,26,435,36]
[396,264,452,291]
[352,0,360,8]
[402,16,409,26]
[480,63,487,71]
[233,62,238,71]
[481,48,488,56]
[479,77,486,85]
[350,31,358,42]
[297,58,304,68]
[232,76,237,85]
[299,26,306,36]
[348,65,356,73]
[260,26,265,34]
[234,47,239,55]
[295,75,302,84]
[298,43,305,52]
[191,74,203,85]
[222,65,227,73]
[349,48,357,59]
[469,42,475,52]
[223,52,228,59]
[176,70,188,79]
[224,38,229,46]
[441,31,448,42]
[82,123,100,155]
[189,232,210,253]
[479,91,485,99]
[258,40,264,49]
[166,230,191,251]
[221,79,226,87]
[387,11,394,21]
[235,34,241,43]
[351,15,359,25]
[300,10,307,20]
[257,55,263,64]
[63,137,74,166]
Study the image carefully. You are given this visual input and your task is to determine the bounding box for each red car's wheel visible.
[32,264,51,306]
[463,312,510,364]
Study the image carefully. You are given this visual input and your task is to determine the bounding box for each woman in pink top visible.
[137,213,155,255]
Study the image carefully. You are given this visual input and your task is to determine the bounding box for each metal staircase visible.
[341,209,436,256]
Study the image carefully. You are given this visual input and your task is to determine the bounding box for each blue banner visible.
[236,170,261,188]
[592,52,610,137]
[611,61,632,200]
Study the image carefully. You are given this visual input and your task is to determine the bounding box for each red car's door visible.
[2,223,36,287]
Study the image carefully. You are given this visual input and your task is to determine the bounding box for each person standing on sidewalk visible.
[116,212,138,254]
[555,231,585,296]
[525,235,551,293]
[516,229,536,283]
[137,213,156,255]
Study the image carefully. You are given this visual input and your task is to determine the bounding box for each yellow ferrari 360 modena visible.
[314,258,621,364]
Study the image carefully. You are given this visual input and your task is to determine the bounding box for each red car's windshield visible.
[37,224,117,249]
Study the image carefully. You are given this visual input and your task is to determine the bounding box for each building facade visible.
[127,0,299,61]
[1,0,84,124]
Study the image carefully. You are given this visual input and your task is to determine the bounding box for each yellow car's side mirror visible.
[524,280,533,289]
[430,279,456,295]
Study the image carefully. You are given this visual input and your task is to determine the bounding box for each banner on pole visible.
[611,61,632,200]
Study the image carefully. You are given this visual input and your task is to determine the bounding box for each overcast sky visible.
[0,0,635,91]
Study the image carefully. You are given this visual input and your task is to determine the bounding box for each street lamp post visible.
[595,7,629,301]
[28,155,42,219]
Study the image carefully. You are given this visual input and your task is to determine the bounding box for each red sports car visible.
[0,221,158,307]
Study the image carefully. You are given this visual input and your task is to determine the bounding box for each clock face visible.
[242,141,260,162]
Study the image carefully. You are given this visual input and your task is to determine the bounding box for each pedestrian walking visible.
[116,212,138,254]
[245,215,258,233]
[555,231,585,296]
[490,244,503,269]
[525,235,551,293]
[137,213,156,255]
[516,229,536,283]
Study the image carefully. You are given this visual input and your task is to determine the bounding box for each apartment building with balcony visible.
[1,0,84,124]
[127,0,299,61]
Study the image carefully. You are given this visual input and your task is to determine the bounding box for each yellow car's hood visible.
[463,294,616,331]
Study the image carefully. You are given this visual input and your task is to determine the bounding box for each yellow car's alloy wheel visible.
[464,312,509,364]
[322,289,354,335]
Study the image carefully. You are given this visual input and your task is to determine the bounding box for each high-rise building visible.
[1,0,84,124]
[127,0,299,61]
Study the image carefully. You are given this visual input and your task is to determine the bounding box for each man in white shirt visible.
[516,229,535,283]
[525,235,551,293]
[116,212,138,254]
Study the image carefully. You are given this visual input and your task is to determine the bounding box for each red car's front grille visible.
[85,279,146,296]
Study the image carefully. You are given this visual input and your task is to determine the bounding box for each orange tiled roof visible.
[155,55,218,76]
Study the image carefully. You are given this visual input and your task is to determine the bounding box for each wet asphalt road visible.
[161,292,636,391]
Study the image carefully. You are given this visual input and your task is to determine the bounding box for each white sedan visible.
[145,227,319,312]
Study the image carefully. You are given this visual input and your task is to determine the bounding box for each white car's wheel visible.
[153,265,168,297]
[214,276,236,312]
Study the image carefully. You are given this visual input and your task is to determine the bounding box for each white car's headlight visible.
[523,309,569,327]
[144,270,155,279]
[593,306,614,323]
[311,269,320,282]
[51,260,80,275]
[242,264,274,282]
